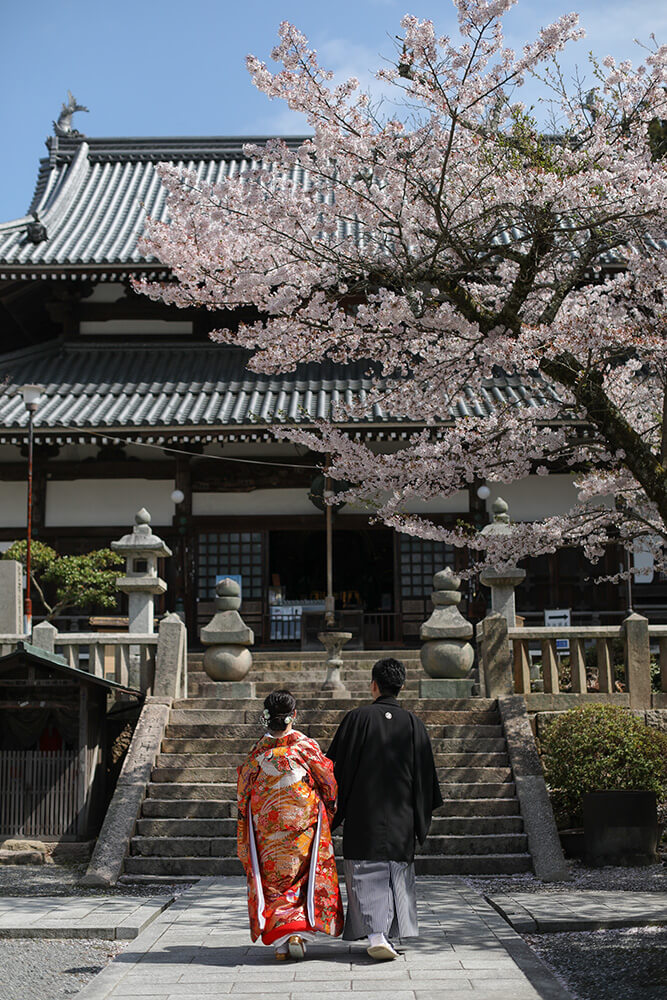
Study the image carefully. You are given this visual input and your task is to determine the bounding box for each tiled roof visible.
[0,340,560,442]
[0,136,310,273]
[0,133,664,275]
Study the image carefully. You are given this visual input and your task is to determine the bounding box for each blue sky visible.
[1,0,665,221]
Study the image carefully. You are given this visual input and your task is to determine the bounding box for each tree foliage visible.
[138,0,667,572]
[542,704,667,825]
[2,540,122,621]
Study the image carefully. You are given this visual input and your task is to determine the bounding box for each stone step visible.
[173,697,496,712]
[160,736,509,754]
[441,725,503,738]
[151,764,513,784]
[138,800,521,824]
[438,782,516,799]
[155,751,509,769]
[123,853,532,878]
[137,818,239,837]
[130,831,528,859]
[145,778,516,802]
[134,814,524,839]
[124,856,242,877]
[163,722,504,740]
[435,798,520,817]
[140,799,236,819]
[145,782,236,800]
[169,708,500,725]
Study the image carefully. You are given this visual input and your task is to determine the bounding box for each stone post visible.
[112,509,172,635]
[0,560,23,634]
[477,613,514,698]
[200,578,255,697]
[419,569,475,698]
[318,630,352,693]
[624,612,652,710]
[479,498,526,627]
[32,620,56,654]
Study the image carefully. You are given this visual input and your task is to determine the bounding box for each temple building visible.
[0,117,664,643]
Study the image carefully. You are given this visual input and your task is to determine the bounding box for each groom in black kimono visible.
[327,657,442,960]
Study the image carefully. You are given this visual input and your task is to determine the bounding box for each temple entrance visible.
[268,528,394,612]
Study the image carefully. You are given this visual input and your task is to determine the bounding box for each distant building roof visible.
[0,339,560,444]
[0,133,664,278]
[0,135,309,276]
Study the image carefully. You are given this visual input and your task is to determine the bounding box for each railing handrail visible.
[508,626,623,640]
[54,633,159,645]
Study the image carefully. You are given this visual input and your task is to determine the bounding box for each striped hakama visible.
[342,859,418,940]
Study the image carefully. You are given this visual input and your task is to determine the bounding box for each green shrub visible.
[541,704,667,826]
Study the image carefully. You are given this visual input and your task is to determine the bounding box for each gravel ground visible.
[0,863,196,897]
[524,926,667,1000]
[461,861,667,1000]
[461,859,667,896]
[0,938,126,1000]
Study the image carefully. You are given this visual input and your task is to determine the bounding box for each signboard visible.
[545,608,570,652]
[632,541,655,584]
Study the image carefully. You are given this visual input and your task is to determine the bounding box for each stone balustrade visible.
[478,612,666,710]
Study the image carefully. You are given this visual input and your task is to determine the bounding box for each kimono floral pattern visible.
[237,729,344,945]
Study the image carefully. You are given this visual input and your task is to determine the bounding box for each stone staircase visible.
[123,654,532,879]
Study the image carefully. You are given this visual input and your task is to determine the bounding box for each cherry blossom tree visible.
[137,0,667,571]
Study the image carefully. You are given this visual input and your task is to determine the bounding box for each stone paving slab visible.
[487,890,667,933]
[0,895,173,939]
[73,877,573,1000]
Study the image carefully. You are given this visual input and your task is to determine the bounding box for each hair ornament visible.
[261,709,295,727]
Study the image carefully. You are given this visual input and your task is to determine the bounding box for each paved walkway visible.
[0,895,173,940]
[487,890,667,933]
[75,877,572,1000]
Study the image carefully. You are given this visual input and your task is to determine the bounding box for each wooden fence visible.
[0,750,85,837]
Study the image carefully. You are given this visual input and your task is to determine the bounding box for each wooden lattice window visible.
[399,536,455,598]
[197,531,263,600]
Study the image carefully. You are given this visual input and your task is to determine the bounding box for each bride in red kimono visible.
[237,689,344,960]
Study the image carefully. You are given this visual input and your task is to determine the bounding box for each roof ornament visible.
[26,213,48,244]
[53,91,89,138]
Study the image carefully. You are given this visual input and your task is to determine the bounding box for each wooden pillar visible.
[77,685,89,839]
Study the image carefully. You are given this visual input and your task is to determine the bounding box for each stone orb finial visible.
[432,568,462,607]
[215,577,242,611]
[135,508,151,525]
[491,497,510,524]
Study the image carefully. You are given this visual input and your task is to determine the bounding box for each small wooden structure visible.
[0,641,142,840]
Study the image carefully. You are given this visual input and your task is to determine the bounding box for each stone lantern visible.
[419,569,475,698]
[479,497,526,627]
[200,578,254,694]
[112,508,172,633]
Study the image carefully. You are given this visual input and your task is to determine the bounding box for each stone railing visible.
[0,614,187,697]
[477,612,665,710]
[82,612,188,886]
[29,622,158,693]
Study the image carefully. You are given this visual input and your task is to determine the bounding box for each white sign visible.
[545,608,570,652]
[632,542,655,584]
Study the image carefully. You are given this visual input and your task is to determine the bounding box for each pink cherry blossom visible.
[136,1,667,573]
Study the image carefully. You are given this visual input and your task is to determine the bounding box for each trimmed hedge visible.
[541,704,667,826]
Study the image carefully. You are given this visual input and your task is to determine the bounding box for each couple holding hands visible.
[236,657,442,961]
